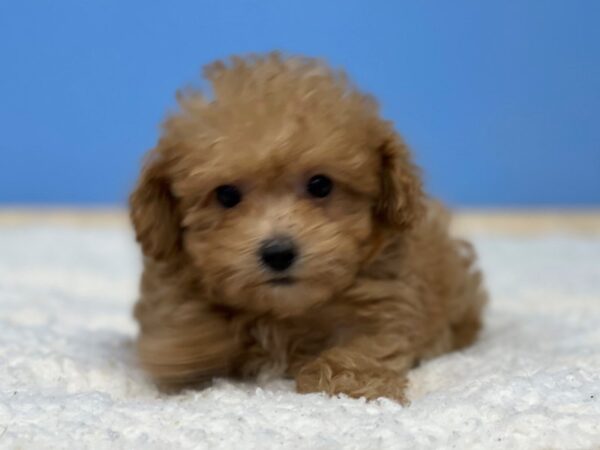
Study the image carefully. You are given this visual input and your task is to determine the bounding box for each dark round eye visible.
[306,175,333,198]
[215,185,242,208]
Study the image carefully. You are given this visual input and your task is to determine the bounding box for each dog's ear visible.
[375,130,425,231]
[129,152,181,260]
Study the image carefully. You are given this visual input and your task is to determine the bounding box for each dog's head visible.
[131,54,424,316]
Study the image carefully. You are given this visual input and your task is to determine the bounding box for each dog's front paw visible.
[295,356,408,404]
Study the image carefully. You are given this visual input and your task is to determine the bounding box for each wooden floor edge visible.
[450,212,600,235]
[0,208,599,234]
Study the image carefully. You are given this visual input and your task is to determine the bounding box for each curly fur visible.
[129,53,487,403]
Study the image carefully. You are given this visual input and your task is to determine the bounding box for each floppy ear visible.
[129,152,181,260]
[375,131,425,231]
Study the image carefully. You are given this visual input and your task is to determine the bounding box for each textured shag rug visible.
[1,223,599,449]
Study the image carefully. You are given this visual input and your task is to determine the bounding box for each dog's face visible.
[171,118,382,316]
[131,54,423,317]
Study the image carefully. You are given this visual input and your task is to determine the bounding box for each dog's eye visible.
[215,185,242,208]
[306,175,333,198]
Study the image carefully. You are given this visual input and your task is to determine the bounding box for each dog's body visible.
[130,54,486,403]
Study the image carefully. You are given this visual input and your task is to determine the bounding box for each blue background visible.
[1,1,598,207]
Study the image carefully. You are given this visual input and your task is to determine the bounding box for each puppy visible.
[130,53,487,403]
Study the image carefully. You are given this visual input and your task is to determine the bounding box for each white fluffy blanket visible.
[1,223,600,449]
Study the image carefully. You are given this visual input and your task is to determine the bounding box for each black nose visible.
[260,237,297,272]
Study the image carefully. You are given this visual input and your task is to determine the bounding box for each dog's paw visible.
[295,356,409,404]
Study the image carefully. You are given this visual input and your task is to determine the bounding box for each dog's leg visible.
[295,333,416,404]
[137,307,241,390]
